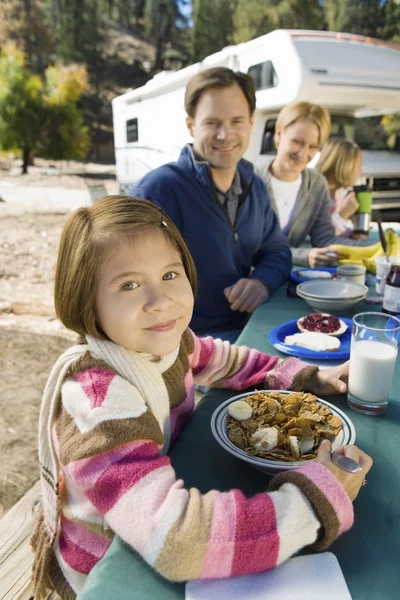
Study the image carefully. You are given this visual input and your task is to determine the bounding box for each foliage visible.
[233,0,323,44]
[0,46,89,172]
[0,0,53,73]
[381,114,400,150]
[324,0,383,38]
[144,0,187,70]
[191,0,236,62]
[380,0,400,43]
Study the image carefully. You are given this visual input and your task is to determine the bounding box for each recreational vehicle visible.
[112,29,400,219]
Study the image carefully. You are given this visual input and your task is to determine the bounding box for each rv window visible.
[127,118,139,143]
[261,119,277,154]
[248,61,278,91]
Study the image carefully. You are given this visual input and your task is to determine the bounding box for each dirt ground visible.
[0,161,116,517]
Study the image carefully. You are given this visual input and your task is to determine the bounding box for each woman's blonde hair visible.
[55,195,197,339]
[275,101,331,148]
[317,137,362,190]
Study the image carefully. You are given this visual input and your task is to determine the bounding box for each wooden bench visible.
[0,481,59,600]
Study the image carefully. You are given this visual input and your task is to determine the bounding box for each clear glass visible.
[347,312,400,415]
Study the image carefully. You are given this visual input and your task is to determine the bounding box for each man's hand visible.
[224,278,269,313]
[308,246,339,268]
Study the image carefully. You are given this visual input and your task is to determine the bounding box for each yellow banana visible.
[330,240,381,259]
[336,229,400,274]
[387,229,400,257]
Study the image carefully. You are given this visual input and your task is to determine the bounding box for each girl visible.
[260,102,340,268]
[317,137,366,239]
[31,195,371,599]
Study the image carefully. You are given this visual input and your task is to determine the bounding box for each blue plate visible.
[290,267,337,284]
[268,317,352,360]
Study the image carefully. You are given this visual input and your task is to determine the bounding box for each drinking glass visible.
[347,312,400,415]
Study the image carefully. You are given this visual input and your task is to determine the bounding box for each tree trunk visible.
[22,148,31,174]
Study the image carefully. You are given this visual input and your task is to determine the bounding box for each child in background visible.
[317,137,366,239]
[31,195,372,599]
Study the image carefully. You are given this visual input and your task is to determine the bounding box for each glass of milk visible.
[348,312,400,415]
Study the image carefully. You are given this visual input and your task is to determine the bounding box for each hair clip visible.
[158,206,168,227]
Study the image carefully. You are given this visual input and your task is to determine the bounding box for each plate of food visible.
[290,267,337,284]
[211,390,356,474]
[268,313,352,360]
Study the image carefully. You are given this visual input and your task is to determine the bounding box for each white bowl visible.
[297,280,368,300]
[296,280,368,313]
[211,390,356,475]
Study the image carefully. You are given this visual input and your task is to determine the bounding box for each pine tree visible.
[323,0,383,38]
[0,0,52,73]
[191,0,236,62]
[233,0,324,44]
[380,0,400,43]
[144,0,186,71]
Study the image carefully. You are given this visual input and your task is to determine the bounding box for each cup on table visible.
[337,264,366,285]
[375,256,393,294]
[347,311,400,415]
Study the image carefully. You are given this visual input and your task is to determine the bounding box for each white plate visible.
[211,390,356,474]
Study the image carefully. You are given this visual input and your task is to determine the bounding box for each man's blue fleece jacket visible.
[131,145,292,333]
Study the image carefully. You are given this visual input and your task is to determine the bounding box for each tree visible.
[380,0,400,43]
[323,0,383,38]
[191,0,236,62]
[233,0,324,44]
[0,0,53,73]
[0,45,89,173]
[144,0,186,71]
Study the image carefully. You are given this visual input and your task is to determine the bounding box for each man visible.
[131,67,292,342]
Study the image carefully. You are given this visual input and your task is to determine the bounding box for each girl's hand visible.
[304,361,349,396]
[317,439,373,501]
[339,190,359,220]
[349,231,369,240]
[308,247,339,268]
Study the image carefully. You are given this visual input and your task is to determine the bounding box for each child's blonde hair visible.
[275,101,331,148]
[55,195,198,339]
[317,137,362,190]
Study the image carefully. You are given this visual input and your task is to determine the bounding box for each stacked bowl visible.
[296,280,368,313]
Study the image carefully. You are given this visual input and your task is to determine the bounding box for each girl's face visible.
[95,229,194,356]
[275,119,320,178]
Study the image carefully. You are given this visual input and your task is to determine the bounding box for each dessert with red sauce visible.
[297,313,347,337]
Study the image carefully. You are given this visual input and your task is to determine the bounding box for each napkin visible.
[185,552,352,600]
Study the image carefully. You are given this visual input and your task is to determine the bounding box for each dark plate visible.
[268,317,352,360]
[290,267,337,284]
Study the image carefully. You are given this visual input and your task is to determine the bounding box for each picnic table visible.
[79,280,400,600]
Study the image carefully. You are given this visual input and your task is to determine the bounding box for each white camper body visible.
[112,29,400,215]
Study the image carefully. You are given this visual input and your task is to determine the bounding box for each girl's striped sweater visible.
[36,330,354,598]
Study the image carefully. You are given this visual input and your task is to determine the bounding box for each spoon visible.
[377,219,389,263]
[331,453,362,473]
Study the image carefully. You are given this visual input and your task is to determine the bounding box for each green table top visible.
[79,286,400,600]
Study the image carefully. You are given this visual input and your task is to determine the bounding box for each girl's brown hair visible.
[317,137,362,191]
[55,195,197,338]
[275,101,331,148]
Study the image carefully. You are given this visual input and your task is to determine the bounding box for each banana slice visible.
[299,437,315,454]
[289,435,301,459]
[228,400,252,421]
[250,427,278,451]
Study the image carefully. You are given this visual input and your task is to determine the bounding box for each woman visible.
[317,137,367,239]
[261,102,340,267]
